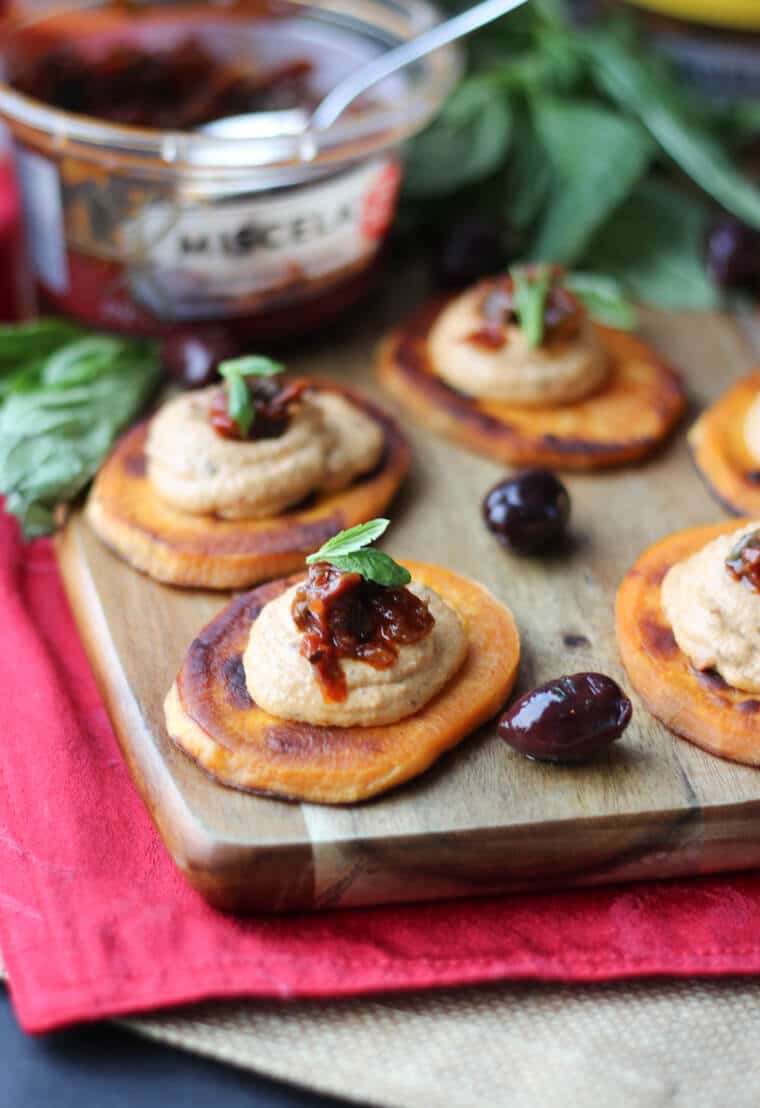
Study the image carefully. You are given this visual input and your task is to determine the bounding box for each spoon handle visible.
[308,0,530,134]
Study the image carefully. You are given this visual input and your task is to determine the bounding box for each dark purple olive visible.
[482,469,570,554]
[706,214,760,291]
[499,673,632,763]
[433,216,512,290]
[161,327,241,389]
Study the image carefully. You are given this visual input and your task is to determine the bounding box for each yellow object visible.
[627,0,760,30]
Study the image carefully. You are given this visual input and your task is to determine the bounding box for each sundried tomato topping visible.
[726,529,760,592]
[209,377,309,441]
[474,271,585,350]
[291,562,434,702]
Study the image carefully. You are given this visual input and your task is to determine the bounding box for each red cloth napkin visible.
[3,514,760,1033]
[0,157,30,322]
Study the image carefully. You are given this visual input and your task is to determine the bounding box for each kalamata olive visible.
[161,327,241,389]
[499,673,632,763]
[433,216,512,290]
[706,214,760,290]
[482,469,570,554]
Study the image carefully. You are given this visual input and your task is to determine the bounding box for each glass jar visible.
[0,0,459,338]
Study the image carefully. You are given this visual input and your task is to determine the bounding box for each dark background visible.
[0,989,354,1108]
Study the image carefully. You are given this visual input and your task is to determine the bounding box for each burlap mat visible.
[2,950,760,1106]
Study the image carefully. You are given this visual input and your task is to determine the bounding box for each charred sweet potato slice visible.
[86,384,410,590]
[616,519,760,766]
[378,299,686,470]
[164,561,520,804]
[688,371,760,516]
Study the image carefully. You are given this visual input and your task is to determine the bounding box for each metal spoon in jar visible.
[200,0,529,159]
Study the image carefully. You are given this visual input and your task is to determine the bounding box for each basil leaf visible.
[326,551,412,588]
[403,79,513,198]
[0,327,159,538]
[528,96,653,264]
[305,519,409,585]
[511,265,552,348]
[0,318,84,369]
[0,359,46,399]
[584,33,760,230]
[3,437,83,501]
[307,519,390,563]
[42,335,124,387]
[562,272,638,330]
[6,497,57,539]
[583,178,719,309]
[503,107,554,233]
[225,371,254,437]
[218,355,286,379]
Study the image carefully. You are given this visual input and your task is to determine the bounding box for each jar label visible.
[123,157,401,320]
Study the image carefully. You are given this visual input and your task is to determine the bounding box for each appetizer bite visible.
[378,265,686,469]
[689,371,760,515]
[616,519,760,766]
[87,357,409,588]
[164,520,521,803]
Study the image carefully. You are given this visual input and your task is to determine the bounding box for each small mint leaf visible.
[225,371,254,437]
[218,355,286,379]
[324,550,412,587]
[510,264,553,348]
[306,518,390,563]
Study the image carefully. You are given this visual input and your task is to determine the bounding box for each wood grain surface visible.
[56,273,760,913]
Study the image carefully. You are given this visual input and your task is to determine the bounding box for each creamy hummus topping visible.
[307,391,385,492]
[243,580,467,726]
[146,385,384,519]
[428,283,608,406]
[743,394,760,463]
[661,523,760,692]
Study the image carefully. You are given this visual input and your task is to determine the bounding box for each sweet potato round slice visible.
[86,384,410,589]
[616,519,760,766]
[688,370,760,516]
[164,561,521,804]
[378,299,686,470]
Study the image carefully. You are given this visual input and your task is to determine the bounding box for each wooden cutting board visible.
[56,280,760,914]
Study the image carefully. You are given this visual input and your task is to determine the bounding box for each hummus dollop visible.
[743,394,760,462]
[429,281,608,406]
[146,385,384,519]
[661,523,760,692]
[243,579,467,726]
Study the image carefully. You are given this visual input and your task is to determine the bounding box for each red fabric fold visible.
[2,512,760,1033]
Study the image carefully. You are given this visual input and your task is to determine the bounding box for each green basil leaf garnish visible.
[224,371,255,438]
[510,264,552,348]
[306,518,410,586]
[307,519,390,561]
[323,550,412,588]
[218,355,286,436]
[218,356,286,379]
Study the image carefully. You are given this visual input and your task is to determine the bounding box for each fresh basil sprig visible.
[306,518,412,588]
[0,323,160,537]
[401,1,760,308]
[218,355,286,437]
[0,317,84,365]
